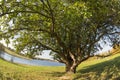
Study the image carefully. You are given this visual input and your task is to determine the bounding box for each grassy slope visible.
[0,59,65,80]
[0,52,120,80]
[75,53,120,80]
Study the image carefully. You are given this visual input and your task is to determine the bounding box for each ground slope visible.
[75,53,120,80]
[0,58,64,80]
[0,52,120,80]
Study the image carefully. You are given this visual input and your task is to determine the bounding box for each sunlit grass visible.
[74,53,120,80]
[0,58,65,80]
[0,51,120,80]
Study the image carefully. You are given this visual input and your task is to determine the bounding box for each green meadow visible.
[0,58,65,80]
[0,52,120,80]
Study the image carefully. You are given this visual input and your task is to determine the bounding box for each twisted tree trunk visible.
[65,61,78,73]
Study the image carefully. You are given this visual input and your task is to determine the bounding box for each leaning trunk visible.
[65,63,78,73]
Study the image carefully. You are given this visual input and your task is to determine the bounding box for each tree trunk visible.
[65,63,78,73]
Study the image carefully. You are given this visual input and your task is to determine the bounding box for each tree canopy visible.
[0,0,120,73]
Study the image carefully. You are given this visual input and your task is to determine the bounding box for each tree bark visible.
[65,62,78,73]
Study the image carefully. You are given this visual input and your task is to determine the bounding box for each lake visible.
[0,51,64,66]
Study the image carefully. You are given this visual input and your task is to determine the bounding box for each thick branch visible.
[53,33,66,49]
[0,27,50,36]
[78,55,94,64]
[55,57,66,63]
[32,37,67,62]
[46,0,55,33]
[33,37,60,54]
[69,50,76,62]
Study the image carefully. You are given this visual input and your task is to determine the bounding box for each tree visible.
[0,0,120,73]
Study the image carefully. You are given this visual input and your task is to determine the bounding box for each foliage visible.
[0,0,120,73]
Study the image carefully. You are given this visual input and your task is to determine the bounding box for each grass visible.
[0,51,120,80]
[74,53,120,80]
[0,58,65,80]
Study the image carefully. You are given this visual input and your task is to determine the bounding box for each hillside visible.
[0,58,65,80]
[0,50,120,79]
[0,43,56,62]
[75,53,120,80]
[110,45,120,55]
[0,43,30,59]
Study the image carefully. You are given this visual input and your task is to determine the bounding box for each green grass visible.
[74,53,120,80]
[0,53,120,80]
[0,58,65,80]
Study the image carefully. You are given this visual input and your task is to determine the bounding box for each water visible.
[0,51,64,66]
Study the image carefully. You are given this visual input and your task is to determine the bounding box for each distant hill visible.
[0,43,30,59]
[0,43,56,62]
[95,45,120,59]
[75,52,120,80]
[110,45,120,54]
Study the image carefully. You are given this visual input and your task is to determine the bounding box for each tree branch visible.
[46,0,55,33]
[53,33,66,49]
[107,31,120,35]
[0,10,51,18]
[0,27,51,38]
[0,5,4,13]
[32,37,60,54]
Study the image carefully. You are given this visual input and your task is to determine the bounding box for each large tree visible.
[0,0,120,73]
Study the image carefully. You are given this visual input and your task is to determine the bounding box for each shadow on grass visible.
[45,72,65,77]
[74,56,120,80]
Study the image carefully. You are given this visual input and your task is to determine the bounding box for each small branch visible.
[40,0,49,9]
[107,31,120,35]
[55,57,65,63]
[0,10,51,18]
[0,5,4,13]
[33,37,60,54]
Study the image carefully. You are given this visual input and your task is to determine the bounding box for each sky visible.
[97,45,112,54]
